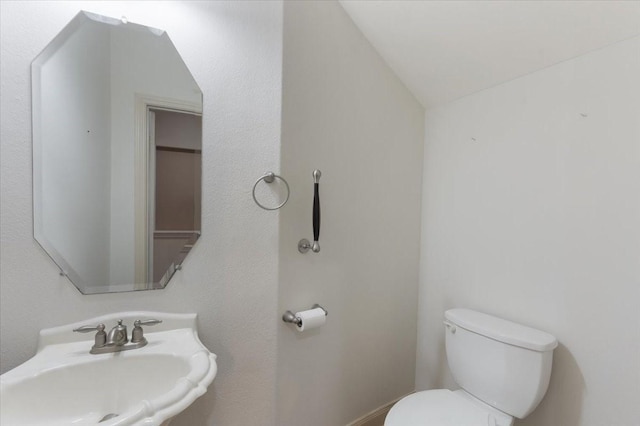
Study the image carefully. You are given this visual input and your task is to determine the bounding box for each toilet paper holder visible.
[282,304,327,326]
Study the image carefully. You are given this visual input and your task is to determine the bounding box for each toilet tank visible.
[444,309,558,419]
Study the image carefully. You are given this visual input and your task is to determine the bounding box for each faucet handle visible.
[131,319,162,344]
[73,323,106,333]
[73,323,107,349]
[134,319,162,327]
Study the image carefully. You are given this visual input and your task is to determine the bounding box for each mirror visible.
[32,11,203,294]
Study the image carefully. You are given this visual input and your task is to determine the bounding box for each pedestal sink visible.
[1,312,217,426]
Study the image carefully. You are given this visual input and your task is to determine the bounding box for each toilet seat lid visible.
[385,389,505,426]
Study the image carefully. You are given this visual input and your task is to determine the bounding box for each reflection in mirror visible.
[150,109,202,287]
[32,11,203,294]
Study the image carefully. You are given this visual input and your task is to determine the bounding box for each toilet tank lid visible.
[445,309,558,352]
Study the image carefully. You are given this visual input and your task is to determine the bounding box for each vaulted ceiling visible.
[339,1,640,108]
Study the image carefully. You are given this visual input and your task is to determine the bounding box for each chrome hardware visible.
[297,238,314,253]
[253,171,290,211]
[73,323,107,349]
[282,304,327,326]
[74,319,161,355]
[131,319,162,344]
[73,324,106,333]
[107,319,129,346]
[299,169,321,253]
[281,311,300,326]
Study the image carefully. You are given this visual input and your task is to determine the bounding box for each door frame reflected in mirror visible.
[133,94,202,290]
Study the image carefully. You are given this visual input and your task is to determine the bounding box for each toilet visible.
[385,308,558,426]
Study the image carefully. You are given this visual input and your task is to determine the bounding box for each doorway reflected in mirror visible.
[150,109,202,287]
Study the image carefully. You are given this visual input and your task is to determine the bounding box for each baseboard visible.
[346,394,410,426]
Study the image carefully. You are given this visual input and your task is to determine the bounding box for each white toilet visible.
[385,308,558,426]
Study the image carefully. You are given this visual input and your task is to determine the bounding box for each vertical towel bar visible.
[299,169,321,253]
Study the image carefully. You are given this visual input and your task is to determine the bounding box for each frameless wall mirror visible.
[32,11,203,294]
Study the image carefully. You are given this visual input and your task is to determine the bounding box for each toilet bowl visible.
[385,389,513,426]
[385,309,557,426]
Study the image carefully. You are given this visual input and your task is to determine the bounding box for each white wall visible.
[417,36,640,426]
[0,1,282,425]
[36,18,112,289]
[278,2,424,425]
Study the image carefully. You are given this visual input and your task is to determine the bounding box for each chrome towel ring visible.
[252,172,290,211]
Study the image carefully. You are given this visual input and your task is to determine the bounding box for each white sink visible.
[1,312,217,426]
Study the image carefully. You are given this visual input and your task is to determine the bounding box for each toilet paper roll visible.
[295,307,326,332]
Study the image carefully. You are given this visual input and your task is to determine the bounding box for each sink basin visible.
[1,312,217,426]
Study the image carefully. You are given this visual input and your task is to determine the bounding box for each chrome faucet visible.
[73,319,162,354]
[106,319,129,346]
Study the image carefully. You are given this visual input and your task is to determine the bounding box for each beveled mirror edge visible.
[31,12,93,294]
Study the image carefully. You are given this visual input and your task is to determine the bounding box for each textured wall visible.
[0,1,283,425]
[278,2,424,425]
[417,36,640,426]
